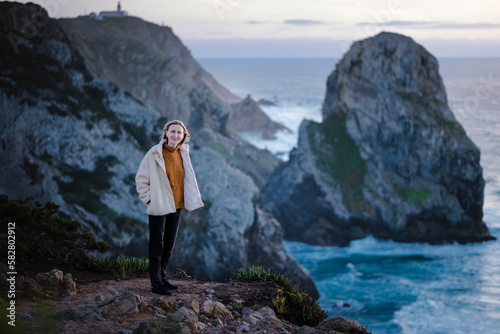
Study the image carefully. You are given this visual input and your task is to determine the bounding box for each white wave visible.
[394,294,498,334]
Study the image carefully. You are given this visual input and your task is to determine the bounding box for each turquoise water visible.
[199,57,500,333]
[285,213,500,333]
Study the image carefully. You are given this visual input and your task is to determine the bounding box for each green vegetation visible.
[0,195,111,269]
[88,255,149,279]
[0,195,148,279]
[308,110,372,214]
[1,37,129,140]
[56,155,147,239]
[235,265,328,327]
[390,181,432,201]
[122,122,153,151]
[58,155,118,213]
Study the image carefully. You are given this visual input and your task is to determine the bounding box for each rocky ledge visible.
[4,269,369,334]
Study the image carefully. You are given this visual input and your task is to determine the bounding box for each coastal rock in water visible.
[261,32,493,245]
[229,95,290,139]
[257,98,277,106]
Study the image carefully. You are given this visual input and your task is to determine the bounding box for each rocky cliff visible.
[57,15,286,139]
[57,15,236,133]
[261,32,494,245]
[0,2,317,297]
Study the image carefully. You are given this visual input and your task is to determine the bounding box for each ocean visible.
[198,57,500,334]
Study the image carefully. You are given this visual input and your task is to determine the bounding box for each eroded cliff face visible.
[57,15,236,133]
[261,32,493,245]
[0,2,317,296]
[57,16,286,139]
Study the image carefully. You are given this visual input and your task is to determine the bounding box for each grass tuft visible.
[235,265,328,327]
[87,255,149,279]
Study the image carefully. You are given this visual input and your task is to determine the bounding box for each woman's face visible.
[166,124,184,148]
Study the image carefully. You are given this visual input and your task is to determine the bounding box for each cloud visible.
[284,19,325,26]
[246,20,267,24]
[431,22,500,29]
[357,20,500,29]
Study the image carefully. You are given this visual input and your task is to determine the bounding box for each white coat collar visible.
[152,139,189,155]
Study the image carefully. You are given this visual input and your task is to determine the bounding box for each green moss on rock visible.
[389,180,432,201]
[307,110,372,214]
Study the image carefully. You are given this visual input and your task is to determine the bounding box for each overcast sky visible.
[12,0,500,58]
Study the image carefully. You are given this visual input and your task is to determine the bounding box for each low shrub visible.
[88,254,149,279]
[234,265,328,327]
[0,195,111,269]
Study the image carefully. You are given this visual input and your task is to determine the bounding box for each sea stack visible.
[261,32,494,245]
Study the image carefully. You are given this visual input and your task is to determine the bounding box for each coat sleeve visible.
[135,153,151,205]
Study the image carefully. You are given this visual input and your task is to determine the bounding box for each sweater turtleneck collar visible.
[163,143,178,152]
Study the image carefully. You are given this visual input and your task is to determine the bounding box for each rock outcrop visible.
[229,95,290,139]
[261,32,494,245]
[4,269,77,299]
[0,2,316,296]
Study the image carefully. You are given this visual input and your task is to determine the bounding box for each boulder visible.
[166,307,199,332]
[295,316,370,334]
[316,316,368,333]
[53,291,142,320]
[200,300,233,320]
[98,291,141,316]
[242,307,296,333]
[53,305,105,321]
[183,299,200,314]
[14,269,77,298]
[132,321,162,334]
[36,269,64,287]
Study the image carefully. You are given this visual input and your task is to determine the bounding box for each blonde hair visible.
[161,120,190,146]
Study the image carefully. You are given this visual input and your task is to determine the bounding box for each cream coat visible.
[135,139,204,216]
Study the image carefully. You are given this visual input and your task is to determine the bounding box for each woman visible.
[135,120,204,296]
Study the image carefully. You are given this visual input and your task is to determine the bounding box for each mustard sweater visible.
[162,144,184,209]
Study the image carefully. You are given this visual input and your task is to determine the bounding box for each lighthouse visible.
[90,1,128,20]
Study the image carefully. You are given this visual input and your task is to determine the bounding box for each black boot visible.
[164,280,178,290]
[151,283,171,296]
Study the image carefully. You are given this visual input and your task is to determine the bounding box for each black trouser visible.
[148,209,182,287]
